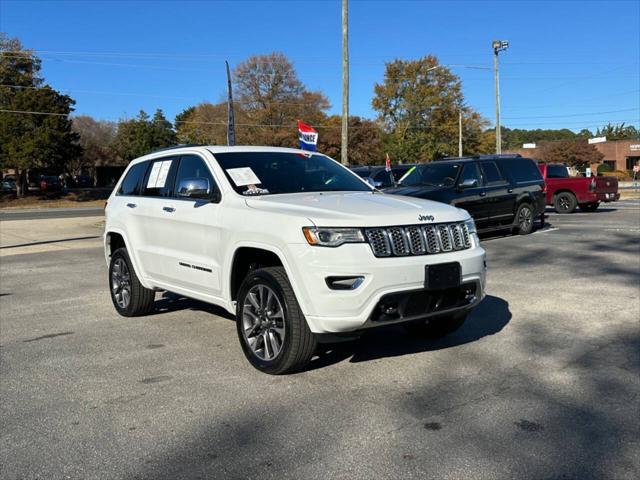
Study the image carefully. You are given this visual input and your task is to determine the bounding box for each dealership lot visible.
[1,201,639,479]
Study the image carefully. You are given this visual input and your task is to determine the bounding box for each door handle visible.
[126,203,137,209]
[508,188,514,193]
[162,206,175,213]
[479,192,486,197]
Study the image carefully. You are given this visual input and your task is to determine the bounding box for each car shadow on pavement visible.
[305,295,511,371]
[153,291,235,320]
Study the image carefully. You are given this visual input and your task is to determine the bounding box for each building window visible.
[626,157,640,171]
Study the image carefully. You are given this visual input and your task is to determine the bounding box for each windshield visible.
[399,163,461,187]
[213,151,372,196]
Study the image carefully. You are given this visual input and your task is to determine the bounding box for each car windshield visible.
[398,163,461,187]
[212,151,372,196]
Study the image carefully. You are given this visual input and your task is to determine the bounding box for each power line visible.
[2,109,636,131]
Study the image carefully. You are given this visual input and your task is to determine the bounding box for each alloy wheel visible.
[111,258,131,309]
[242,285,286,361]
[518,206,532,230]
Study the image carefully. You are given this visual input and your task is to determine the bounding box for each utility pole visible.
[492,40,508,154]
[458,109,463,157]
[341,0,349,165]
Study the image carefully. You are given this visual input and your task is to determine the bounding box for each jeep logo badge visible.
[418,214,435,222]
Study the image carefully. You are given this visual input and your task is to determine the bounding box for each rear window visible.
[500,158,543,183]
[480,161,507,185]
[118,162,148,196]
[547,165,569,179]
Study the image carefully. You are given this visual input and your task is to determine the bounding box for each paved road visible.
[0,206,104,221]
[1,200,639,479]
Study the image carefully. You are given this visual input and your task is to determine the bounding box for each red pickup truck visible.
[538,163,620,213]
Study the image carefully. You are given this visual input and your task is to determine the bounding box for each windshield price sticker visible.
[146,160,173,188]
[226,167,262,187]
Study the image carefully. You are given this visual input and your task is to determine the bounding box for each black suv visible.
[351,164,415,189]
[385,154,545,235]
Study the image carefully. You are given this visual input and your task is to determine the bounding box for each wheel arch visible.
[226,243,310,315]
[104,229,151,289]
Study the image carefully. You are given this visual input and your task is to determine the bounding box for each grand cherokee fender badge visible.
[418,214,435,222]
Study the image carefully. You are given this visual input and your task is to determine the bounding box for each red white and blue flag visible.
[298,120,318,152]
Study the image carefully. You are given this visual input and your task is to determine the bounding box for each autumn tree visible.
[0,33,80,196]
[317,115,383,165]
[372,55,486,162]
[232,53,329,146]
[175,102,250,145]
[71,116,117,174]
[113,109,176,163]
[537,140,604,170]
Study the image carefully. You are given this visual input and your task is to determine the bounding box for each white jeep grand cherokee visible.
[105,146,486,374]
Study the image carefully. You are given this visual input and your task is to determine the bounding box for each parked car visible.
[1,179,16,192]
[39,176,63,192]
[537,163,620,213]
[105,146,486,374]
[74,175,94,188]
[385,154,545,235]
[351,164,415,189]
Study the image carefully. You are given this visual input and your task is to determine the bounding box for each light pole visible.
[458,109,463,157]
[341,0,349,165]
[492,40,508,154]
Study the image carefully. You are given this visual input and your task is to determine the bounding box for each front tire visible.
[513,202,534,235]
[579,202,599,212]
[554,192,577,214]
[236,267,317,374]
[109,247,155,317]
[403,311,468,338]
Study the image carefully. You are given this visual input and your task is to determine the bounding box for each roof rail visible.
[435,153,522,161]
[150,144,204,154]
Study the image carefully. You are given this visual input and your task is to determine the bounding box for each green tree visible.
[595,122,639,140]
[0,33,80,196]
[113,109,176,163]
[501,127,578,150]
[372,55,487,162]
[537,140,604,170]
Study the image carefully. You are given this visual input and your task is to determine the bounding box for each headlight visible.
[464,217,477,235]
[302,227,365,247]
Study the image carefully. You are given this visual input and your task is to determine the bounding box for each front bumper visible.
[286,236,486,333]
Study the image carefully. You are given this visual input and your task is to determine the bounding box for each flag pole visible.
[225,60,236,146]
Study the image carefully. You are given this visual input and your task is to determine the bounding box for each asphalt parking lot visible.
[1,200,639,480]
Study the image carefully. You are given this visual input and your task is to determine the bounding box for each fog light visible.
[326,276,364,290]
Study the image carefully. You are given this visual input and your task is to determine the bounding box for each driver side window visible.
[458,163,483,187]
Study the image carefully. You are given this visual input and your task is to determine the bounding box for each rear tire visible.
[513,202,534,235]
[109,247,155,317]
[403,311,468,338]
[236,267,317,374]
[579,202,599,212]
[554,192,577,214]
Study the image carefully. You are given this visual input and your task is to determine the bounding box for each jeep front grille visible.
[364,223,472,258]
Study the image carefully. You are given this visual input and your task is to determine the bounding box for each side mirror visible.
[176,177,217,201]
[373,181,384,188]
[458,178,478,190]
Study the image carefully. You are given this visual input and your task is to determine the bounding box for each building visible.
[508,139,640,173]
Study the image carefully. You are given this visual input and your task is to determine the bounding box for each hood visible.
[244,191,467,227]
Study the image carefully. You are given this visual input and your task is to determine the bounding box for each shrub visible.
[602,170,631,180]
[597,163,613,174]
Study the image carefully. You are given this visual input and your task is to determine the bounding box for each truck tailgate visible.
[594,176,618,194]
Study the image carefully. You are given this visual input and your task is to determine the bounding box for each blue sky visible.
[1,0,639,132]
